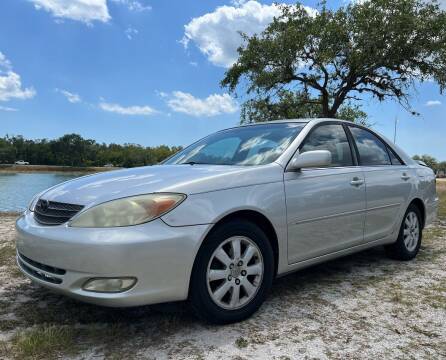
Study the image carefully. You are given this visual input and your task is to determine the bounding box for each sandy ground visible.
[0,214,445,360]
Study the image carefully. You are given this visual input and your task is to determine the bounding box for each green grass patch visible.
[11,325,77,360]
[235,337,249,349]
[423,294,446,310]
[0,319,21,332]
[0,340,11,359]
[390,291,415,307]
[0,243,23,279]
[437,188,446,220]
[0,244,16,267]
[424,226,446,241]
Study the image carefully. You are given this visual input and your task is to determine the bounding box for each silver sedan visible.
[16,119,438,324]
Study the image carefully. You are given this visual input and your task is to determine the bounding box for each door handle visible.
[350,177,364,186]
[401,173,411,180]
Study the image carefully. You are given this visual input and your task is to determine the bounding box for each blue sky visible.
[0,0,445,160]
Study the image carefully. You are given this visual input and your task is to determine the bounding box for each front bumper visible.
[15,212,210,307]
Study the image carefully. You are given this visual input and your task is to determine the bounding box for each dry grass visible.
[0,185,445,359]
[437,178,446,218]
[0,243,16,267]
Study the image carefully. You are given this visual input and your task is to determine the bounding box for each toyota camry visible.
[16,119,438,324]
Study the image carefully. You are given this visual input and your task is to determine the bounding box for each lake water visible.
[0,173,81,212]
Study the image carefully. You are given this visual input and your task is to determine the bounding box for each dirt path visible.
[1,214,445,359]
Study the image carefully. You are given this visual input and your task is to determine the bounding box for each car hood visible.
[40,163,284,206]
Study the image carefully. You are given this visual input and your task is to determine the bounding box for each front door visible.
[285,124,366,264]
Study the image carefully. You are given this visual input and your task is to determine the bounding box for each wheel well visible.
[409,198,425,229]
[207,210,279,276]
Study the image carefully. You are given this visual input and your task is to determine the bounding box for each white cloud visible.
[182,0,316,68]
[56,89,81,103]
[110,0,151,12]
[425,100,442,107]
[167,91,238,117]
[0,52,12,70]
[99,102,157,116]
[29,0,110,24]
[0,72,35,101]
[0,105,18,112]
[125,27,138,40]
[0,52,36,102]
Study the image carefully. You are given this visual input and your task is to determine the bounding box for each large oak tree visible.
[222,0,446,124]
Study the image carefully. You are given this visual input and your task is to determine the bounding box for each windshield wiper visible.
[179,161,236,166]
[180,161,210,165]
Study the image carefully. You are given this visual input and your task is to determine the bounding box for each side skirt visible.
[277,234,397,278]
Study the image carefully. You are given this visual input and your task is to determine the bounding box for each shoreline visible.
[0,164,121,173]
[0,211,21,217]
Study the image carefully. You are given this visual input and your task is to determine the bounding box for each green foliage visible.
[240,90,369,125]
[439,162,446,174]
[0,134,181,167]
[412,154,446,174]
[222,0,446,123]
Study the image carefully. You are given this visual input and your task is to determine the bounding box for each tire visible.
[189,219,274,324]
[385,204,422,261]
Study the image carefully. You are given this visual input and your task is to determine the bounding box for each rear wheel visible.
[190,219,274,324]
[386,204,422,261]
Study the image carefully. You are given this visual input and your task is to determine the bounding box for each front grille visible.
[17,253,66,284]
[19,253,66,275]
[34,199,84,226]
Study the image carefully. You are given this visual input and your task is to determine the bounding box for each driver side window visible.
[300,124,354,167]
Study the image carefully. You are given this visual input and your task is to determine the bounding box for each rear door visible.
[285,123,366,264]
[347,126,412,242]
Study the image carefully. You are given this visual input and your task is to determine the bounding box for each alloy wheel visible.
[403,211,419,252]
[206,236,264,310]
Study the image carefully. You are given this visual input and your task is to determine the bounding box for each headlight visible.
[69,193,186,228]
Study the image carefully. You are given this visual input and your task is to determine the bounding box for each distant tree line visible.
[413,155,446,176]
[0,134,182,168]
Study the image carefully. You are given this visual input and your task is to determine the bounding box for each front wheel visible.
[189,220,274,324]
[386,204,422,261]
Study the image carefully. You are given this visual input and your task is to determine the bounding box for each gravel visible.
[1,214,445,359]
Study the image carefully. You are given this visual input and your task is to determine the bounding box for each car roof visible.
[238,118,356,127]
[239,119,309,126]
[221,118,352,133]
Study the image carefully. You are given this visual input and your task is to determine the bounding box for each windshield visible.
[164,122,306,166]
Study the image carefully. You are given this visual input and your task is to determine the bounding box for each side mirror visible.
[287,150,332,171]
